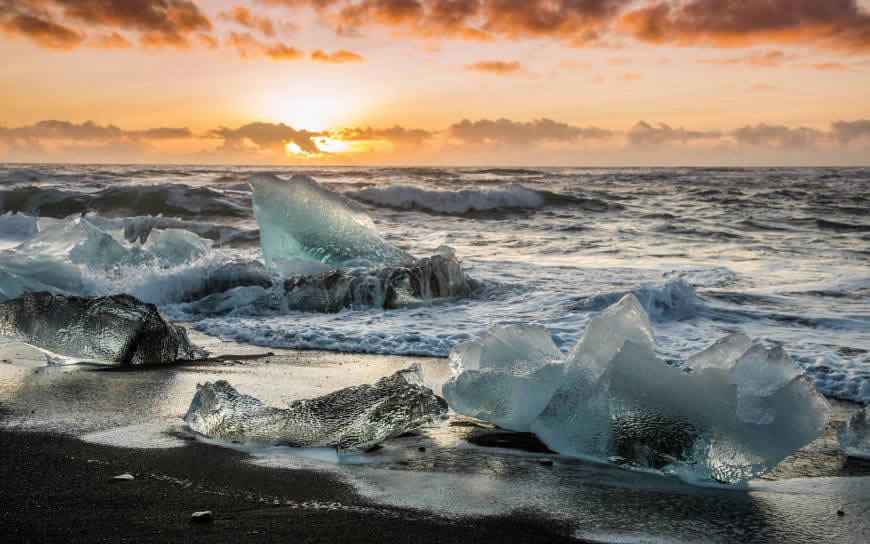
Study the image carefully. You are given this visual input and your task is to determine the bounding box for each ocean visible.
[0,164,868,403]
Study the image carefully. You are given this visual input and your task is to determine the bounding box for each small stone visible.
[191,511,213,523]
[837,509,845,517]
[538,459,554,467]
[112,473,135,481]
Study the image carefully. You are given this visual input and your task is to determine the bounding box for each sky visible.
[1,0,869,166]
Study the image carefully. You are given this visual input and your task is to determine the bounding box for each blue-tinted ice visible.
[249,173,413,271]
[839,405,870,459]
[443,294,832,484]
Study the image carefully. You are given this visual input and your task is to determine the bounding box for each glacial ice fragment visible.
[448,324,562,376]
[183,364,447,452]
[444,294,832,484]
[249,173,412,271]
[282,251,472,312]
[687,332,752,371]
[0,292,206,365]
[838,405,870,459]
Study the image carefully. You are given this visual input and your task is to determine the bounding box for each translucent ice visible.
[0,215,213,301]
[838,405,870,459]
[0,291,206,365]
[249,173,412,271]
[183,364,447,452]
[448,324,562,376]
[444,294,831,484]
[0,212,38,248]
[687,332,752,371]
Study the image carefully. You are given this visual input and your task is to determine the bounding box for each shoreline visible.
[1,334,869,542]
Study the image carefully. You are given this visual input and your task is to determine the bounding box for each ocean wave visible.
[347,184,617,215]
[566,280,698,321]
[0,184,250,219]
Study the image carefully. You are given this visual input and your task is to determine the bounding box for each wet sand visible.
[1,333,869,543]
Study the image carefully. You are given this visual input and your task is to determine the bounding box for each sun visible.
[268,93,351,132]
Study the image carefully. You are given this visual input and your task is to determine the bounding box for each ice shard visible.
[0,291,206,365]
[839,405,870,459]
[443,294,832,484]
[183,364,448,452]
[281,251,472,312]
[249,173,412,272]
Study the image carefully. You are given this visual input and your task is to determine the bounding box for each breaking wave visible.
[347,184,618,215]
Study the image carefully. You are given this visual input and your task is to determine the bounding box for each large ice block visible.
[444,294,832,484]
[0,291,206,365]
[183,364,448,452]
[249,174,412,271]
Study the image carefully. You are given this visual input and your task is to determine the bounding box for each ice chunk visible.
[0,292,206,365]
[443,363,563,431]
[12,215,209,269]
[249,173,412,271]
[0,212,38,248]
[564,292,655,381]
[838,405,870,459]
[688,332,752,371]
[731,344,804,424]
[445,294,831,484]
[282,252,472,312]
[183,364,447,452]
[448,324,562,376]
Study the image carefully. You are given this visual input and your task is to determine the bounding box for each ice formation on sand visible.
[0,292,206,365]
[282,248,472,312]
[839,405,870,459]
[443,294,831,484]
[183,364,447,453]
[249,173,412,272]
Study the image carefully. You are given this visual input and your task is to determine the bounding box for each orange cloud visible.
[310,49,365,63]
[701,49,798,68]
[448,118,613,144]
[226,32,304,60]
[464,60,524,75]
[1,0,213,50]
[618,0,870,53]
[0,13,84,50]
[628,121,721,146]
[209,122,323,154]
[797,62,852,71]
[91,32,133,50]
[219,6,276,37]
[331,125,436,146]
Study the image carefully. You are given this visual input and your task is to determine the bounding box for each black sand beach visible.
[1,343,868,543]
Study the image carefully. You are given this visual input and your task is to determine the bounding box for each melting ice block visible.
[0,291,206,365]
[444,294,831,484]
[183,364,447,452]
[249,173,413,272]
[839,405,870,459]
[282,250,472,312]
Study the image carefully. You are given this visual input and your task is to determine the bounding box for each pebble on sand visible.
[191,510,214,523]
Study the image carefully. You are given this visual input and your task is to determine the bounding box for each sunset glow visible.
[1,0,869,165]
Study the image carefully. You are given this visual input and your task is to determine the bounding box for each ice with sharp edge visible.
[184,364,447,453]
[838,405,870,459]
[443,293,831,484]
[248,173,413,272]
